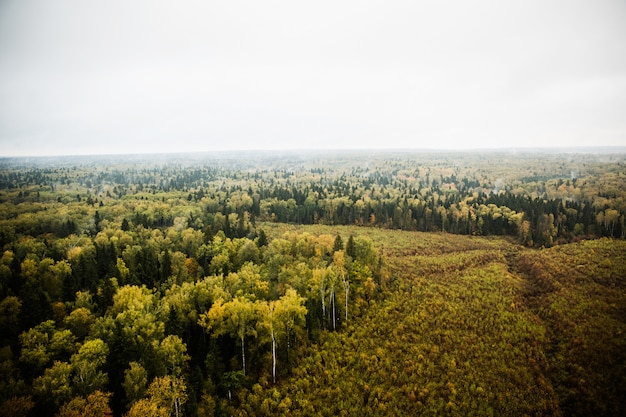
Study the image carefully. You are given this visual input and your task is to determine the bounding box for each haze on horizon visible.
[1,0,625,157]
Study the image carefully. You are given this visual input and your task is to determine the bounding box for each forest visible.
[0,149,624,416]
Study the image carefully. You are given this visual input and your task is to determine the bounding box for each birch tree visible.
[257,299,279,383]
[257,289,307,383]
[309,268,327,329]
[326,266,339,330]
[199,296,257,376]
[333,250,350,322]
[275,288,307,361]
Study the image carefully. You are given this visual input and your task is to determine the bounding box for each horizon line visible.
[1,145,626,160]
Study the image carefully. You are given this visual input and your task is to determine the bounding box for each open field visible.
[247,223,626,416]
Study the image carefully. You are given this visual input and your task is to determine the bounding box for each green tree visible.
[256,229,268,248]
[70,338,109,396]
[345,235,356,259]
[19,320,58,371]
[153,335,189,377]
[33,361,73,408]
[123,362,148,407]
[0,296,21,337]
[63,307,95,340]
[108,285,165,350]
[332,235,344,253]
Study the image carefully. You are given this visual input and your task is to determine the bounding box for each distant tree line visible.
[2,152,623,247]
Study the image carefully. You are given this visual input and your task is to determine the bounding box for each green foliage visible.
[32,361,73,407]
[70,339,108,395]
[123,362,148,408]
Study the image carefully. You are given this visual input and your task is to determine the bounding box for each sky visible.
[1,0,625,157]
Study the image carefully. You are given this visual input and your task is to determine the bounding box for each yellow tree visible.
[274,288,307,365]
[56,390,112,417]
[256,289,307,384]
[333,250,350,322]
[256,299,279,383]
[199,296,257,376]
[308,268,327,329]
[125,376,187,417]
[326,266,339,330]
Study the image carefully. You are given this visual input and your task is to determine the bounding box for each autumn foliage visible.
[0,151,624,416]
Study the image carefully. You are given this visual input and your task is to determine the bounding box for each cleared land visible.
[245,223,626,416]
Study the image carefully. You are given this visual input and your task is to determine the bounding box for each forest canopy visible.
[0,150,624,416]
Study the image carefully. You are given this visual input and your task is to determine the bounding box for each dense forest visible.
[1,150,625,247]
[0,150,625,416]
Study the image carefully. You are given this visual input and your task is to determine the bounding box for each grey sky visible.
[1,0,625,156]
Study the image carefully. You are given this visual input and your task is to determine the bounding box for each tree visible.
[56,390,112,417]
[108,285,165,349]
[147,376,188,417]
[19,258,53,327]
[225,262,268,301]
[19,320,57,371]
[32,361,73,407]
[126,376,187,417]
[257,289,307,384]
[256,229,268,248]
[346,235,356,259]
[332,235,344,253]
[326,266,339,330]
[153,335,189,377]
[123,362,148,407]
[0,396,34,417]
[116,258,131,284]
[0,296,21,337]
[64,307,95,340]
[333,250,350,322]
[125,398,168,417]
[199,296,257,376]
[602,209,620,236]
[536,213,557,247]
[70,338,109,396]
[309,268,327,329]
[257,299,279,383]
[274,288,307,366]
[49,329,77,361]
[91,285,166,384]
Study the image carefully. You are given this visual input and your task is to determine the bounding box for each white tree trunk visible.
[271,330,276,383]
[241,336,246,376]
[331,290,336,330]
[320,286,326,328]
[344,282,349,321]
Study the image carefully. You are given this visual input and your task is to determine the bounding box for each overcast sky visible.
[1,0,625,156]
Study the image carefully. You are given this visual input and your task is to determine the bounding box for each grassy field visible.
[229,223,626,416]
